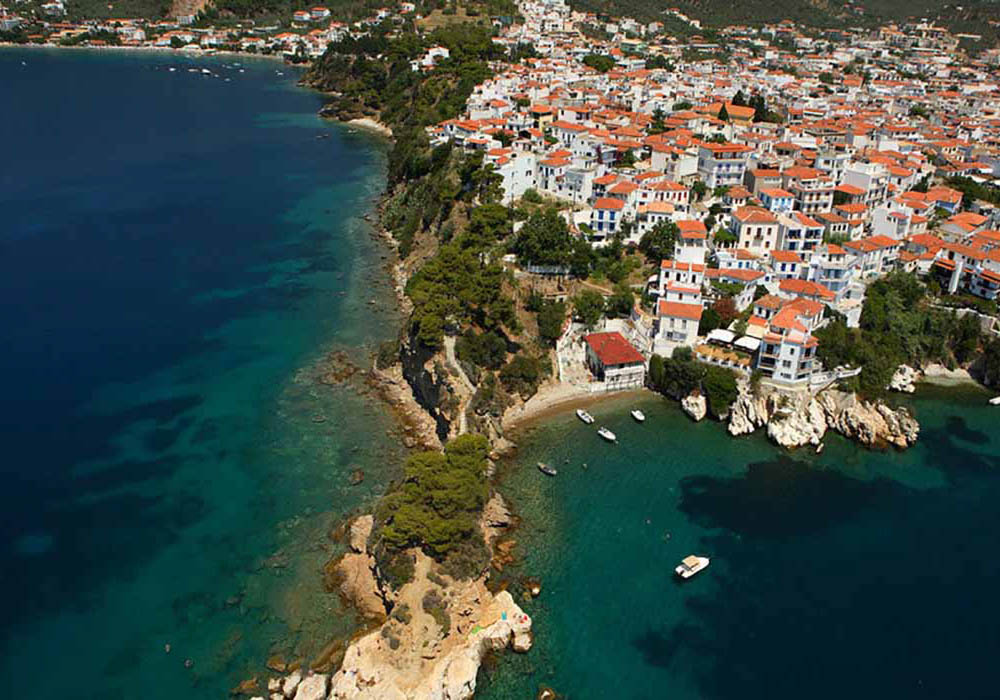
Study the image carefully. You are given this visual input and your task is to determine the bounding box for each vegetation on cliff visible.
[648,347,738,419]
[373,433,492,584]
[815,272,989,398]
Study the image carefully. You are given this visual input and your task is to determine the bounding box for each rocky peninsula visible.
[264,498,531,700]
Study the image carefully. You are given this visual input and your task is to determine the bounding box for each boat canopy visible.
[681,555,701,567]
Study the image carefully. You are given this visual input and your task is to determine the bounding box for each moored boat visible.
[990,396,1000,406]
[537,462,558,476]
[675,555,710,579]
[597,427,617,443]
[576,409,595,424]
[631,409,645,423]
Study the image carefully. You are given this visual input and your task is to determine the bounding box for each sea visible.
[479,385,1000,699]
[0,48,404,698]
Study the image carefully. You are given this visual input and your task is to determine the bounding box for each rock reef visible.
[727,379,919,449]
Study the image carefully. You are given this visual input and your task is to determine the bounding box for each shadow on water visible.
[635,427,1000,700]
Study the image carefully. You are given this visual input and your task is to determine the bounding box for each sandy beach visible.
[346,117,394,138]
[503,381,651,434]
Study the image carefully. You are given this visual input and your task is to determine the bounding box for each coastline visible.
[0,41,288,63]
[344,117,394,138]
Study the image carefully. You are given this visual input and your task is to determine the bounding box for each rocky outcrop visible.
[294,673,330,700]
[681,393,707,422]
[889,364,919,393]
[328,516,388,621]
[767,398,827,448]
[726,381,919,450]
[817,391,919,449]
[727,378,770,436]
[273,547,533,700]
[328,588,530,700]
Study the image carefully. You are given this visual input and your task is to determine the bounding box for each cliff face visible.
[727,379,919,450]
[399,331,453,443]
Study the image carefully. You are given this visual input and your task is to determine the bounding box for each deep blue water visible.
[481,386,1000,699]
[0,48,403,697]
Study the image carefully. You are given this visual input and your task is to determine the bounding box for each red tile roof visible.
[584,332,645,366]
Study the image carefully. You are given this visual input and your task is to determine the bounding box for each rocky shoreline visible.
[685,377,921,451]
[262,498,531,700]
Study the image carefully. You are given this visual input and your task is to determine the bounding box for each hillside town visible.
[418,0,1000,401]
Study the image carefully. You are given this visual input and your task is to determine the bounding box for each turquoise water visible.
[0,48,403,697]
[481,385,1000,699]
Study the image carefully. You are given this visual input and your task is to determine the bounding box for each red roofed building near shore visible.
[583,332,646,390]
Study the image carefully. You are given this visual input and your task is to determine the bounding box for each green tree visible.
[537,300,567,345]
[573,289,606,328]
[582,53,615,72]
[718,104,730,122]
[702,366,738,418]
[638,220,679,262]
[606,281,635,318]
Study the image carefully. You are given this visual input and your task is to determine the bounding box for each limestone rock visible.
[335,552,386,619]
[350,515,374,554]
[727,378,769,436]
[681,393,707,422]
[293,673,328,700]
[889,364,919,393]
[766,398,827,448]
[282,669,302,698]
[816,390,919,449]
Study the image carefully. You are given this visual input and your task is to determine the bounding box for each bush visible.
[537,299,567,345]
[391,602,412,624]
[455,329,508,369]
[522,188,543,203]
[499,353,550,398]
[702,366,738,418]
[380,551,416,590]
[422,589,452,636]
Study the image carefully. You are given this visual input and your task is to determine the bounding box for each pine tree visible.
[718,104,730,122]
[732,89,746,107]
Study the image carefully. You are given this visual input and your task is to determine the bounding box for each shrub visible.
[422,589,451,636]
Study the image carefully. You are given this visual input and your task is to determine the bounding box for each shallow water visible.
[481,384,1000,699]
[0,48,402,697]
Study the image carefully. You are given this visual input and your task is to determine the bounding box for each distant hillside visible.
[570,0,1000,35]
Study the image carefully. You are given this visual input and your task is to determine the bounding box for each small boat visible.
[990,396,1000,406]
[631,409,645,423]
[576,409,595,424]
[597,427,617,443]
[675,555,710,579]
[537,462,558,476]
[815,442,825,454]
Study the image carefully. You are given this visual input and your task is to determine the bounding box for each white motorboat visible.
[631,409,645,423]
[576,409,595,424]
[675,555,710,579]
[597,427,617,443]
[989,396,1000,406]
[537,462,558,477]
